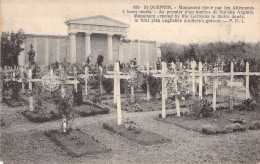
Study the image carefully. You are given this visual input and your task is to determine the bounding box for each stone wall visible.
[20,34,160,66]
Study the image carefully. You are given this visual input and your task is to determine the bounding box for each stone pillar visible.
[56,38,60,62]
[137,40,141,65]
[107,34,113,65]
[33,37,38,63]
[0,67,3,103]
[85,33,91,62]
[70,32,76,63]
[18,42,25,66]
[119,37,124,62]
[145,43,149,64]
[45,38,49,65]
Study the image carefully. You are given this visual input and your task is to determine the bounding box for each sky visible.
[1,0,259,44]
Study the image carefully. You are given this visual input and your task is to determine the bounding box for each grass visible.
[44,129,110,157]
[102,122,171,146]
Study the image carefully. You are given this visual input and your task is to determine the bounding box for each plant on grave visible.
[88,74,100,89]
[124,118,141,133]
[234,98,257,111]
[9,81,21,101]
[147,75,161,98]
[102,78,113,94]
[32,84,45,113]
[131,97,142,112]
[55,97,75,133]
[92,89,102,104]
[189,99,214,118]
[166,62,192,101]
[73,83,83,106]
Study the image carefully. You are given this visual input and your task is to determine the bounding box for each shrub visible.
[1,119,6,126]
[147,75,161,98]
[224,123,246,133]
[73,84,83,106]
[190,99,214,118]
[9,81,21,101]
[202,124,218,135]
[97,55,104,67]
[102,78,113,94]
[234,99,256,111]
[91,90,102,104]
[89,75,100,89]
[249,120,260,130]
[141,79,147,93]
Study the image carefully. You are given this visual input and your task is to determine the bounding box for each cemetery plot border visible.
[3,97,26,107]
[44,129,111,157]
[22,110,61,123]
[75,102,109,117]
[102,122,171,146]
[156,108,260,135]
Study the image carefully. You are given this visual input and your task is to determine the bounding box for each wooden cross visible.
[104,62,131,125]
[192,62,260,110]
[106,68,130,104]
[153,62,181,118]
[26,68,80,111]
[67,66,96,95]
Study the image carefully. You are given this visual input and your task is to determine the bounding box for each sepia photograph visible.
[0,0,259,163]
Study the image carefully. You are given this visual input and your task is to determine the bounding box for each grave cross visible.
[106,68,130,104]
[26,68,80,111]
[153,62,181,118]
[104,62,131,125]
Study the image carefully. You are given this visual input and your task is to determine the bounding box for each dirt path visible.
[1,102,260,163]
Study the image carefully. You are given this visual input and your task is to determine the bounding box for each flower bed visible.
[3,98,24,107]
[44,129,110,157]
[75,102,109,117]
[156,108,260,135]
[102,122,171,146]
[22,110,61,123]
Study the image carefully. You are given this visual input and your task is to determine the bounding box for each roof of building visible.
[65,15,130,28]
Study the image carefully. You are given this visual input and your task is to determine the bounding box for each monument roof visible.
[65,15,130,28]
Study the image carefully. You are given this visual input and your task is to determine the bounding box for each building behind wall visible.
[19,15,161,66]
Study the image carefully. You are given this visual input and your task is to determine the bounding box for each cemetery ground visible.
[1,95,260,163]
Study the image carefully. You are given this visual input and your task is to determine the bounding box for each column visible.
[119,44,124,62]
[85,33,91,62]
[137,40,141,65]
[246,62,250,99]
[199,62,203,99]
[18,42,25,66]
[107,34,113,65]
[33,37,37,63]
[145,43,149,64]
[56,38,60,62]
[70,32,76,63]
[0,67,3,102]
[45,38,49,65]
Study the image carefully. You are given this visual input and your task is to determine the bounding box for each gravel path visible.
[1,102,259,164]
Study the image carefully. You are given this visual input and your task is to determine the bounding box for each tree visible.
[1,29,26,67]
[97,55,104,67]
[28,44,36,66]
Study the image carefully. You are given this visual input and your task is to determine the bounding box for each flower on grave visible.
[166,63,191,101]
[27,89,33,97]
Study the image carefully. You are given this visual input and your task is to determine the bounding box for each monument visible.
[18,15,161,66]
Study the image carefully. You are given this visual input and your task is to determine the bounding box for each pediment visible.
[65,15,129,28]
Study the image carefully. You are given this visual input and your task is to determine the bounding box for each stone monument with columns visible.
[18,15,161,66]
